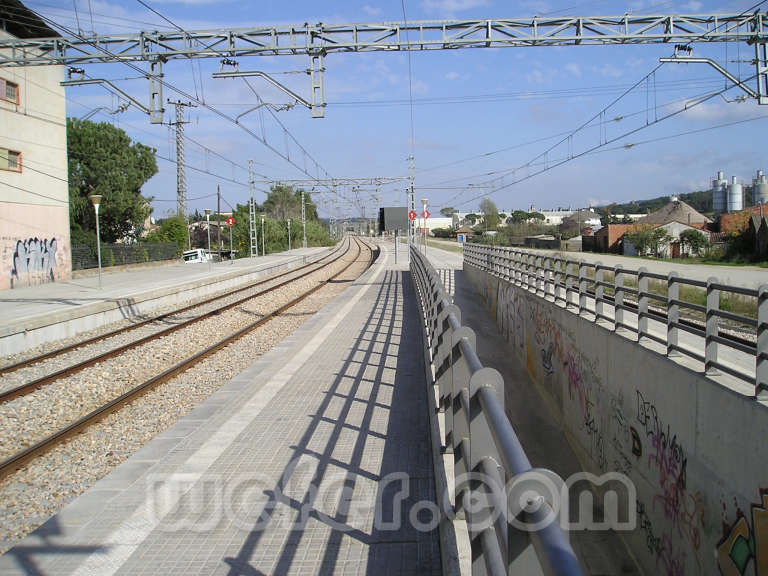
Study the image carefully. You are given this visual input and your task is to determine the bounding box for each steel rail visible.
[0,245,342,379]
[0,236,375,482]
[0,242,350,404]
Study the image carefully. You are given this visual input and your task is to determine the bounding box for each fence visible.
[410,246,583,576]
[464,243,768,399]
[71,242,179,270]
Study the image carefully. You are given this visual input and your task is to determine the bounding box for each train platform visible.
[0,247,330,356]
[0,241,442,575]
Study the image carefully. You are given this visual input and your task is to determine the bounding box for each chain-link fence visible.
[71,242,179,270]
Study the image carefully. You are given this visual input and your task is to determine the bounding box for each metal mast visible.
[301,189,307,249]
[248,160,258,257]
[168,100,195,218]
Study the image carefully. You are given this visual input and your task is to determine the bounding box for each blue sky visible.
[24,0,768,218]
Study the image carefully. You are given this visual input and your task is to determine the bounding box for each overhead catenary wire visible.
[24,5,334,193]
[450,73,761,209]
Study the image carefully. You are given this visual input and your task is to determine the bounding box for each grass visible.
[426,239,464,254]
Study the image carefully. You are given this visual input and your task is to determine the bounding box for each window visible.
[0,148,21,172]
[0,78,18,104]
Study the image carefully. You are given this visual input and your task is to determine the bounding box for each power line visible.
[451,74,761,209]
[25,5,333,189]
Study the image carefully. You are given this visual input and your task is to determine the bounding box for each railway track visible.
[0,237,375,481]
[0,241,350,403]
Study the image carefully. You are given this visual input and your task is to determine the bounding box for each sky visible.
[18,0,768,219]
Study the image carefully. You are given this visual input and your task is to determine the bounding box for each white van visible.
[182,248,208,263]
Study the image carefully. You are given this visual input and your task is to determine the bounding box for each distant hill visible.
[602,186,755,217]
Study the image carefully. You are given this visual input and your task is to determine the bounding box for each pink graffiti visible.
[658,533,686,576]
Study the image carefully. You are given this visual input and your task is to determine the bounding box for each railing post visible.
[565,260,574,308]
[535,256,543,296]
[451,326,475,504]
[614,264,624,331]
[595,263,604,321]
[638,267,648,341]
[578,261,587,314]
[554,258,562,303]
[705,276,720,375]
[545,257,553,299]
[758,285,768,400]
[667,272,680,357]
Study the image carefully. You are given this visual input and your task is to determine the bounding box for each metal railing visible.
[464,243,768,399]
[410,246,584,576]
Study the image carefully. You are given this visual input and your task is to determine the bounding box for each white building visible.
[1,4,70,290]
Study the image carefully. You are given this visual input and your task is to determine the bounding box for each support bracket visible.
[660,50,764,103]
[212,57,325,118]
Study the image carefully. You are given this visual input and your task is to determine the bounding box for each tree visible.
[68,118,158,243]
[263,184,297,220]
[625,226,672,257]
[479,198,499,229]
[679,228,708,256]
[145,216,187,254]
[465,213,479,225]
[440,206,457,217]
[528,211,545,221]
[509,210,529,224]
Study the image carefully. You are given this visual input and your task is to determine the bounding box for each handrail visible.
[409,246,584,576]
[464,243,768,399]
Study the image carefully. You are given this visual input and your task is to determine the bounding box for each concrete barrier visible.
[465,261,768,576]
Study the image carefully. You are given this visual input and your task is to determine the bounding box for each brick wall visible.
[719,203,768,235]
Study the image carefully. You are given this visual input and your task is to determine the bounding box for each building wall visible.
[0,31,70,289]
[465,263,768,576]
[720,203,768,235]
[595,224,637,253]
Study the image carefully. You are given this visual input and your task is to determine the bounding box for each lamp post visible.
[204,208,212,272]
[287,218,291,251]
[88,194,103,289]
[261,215,265,256]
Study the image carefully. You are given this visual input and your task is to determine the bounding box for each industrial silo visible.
[712,170,728,214]
[727,176,744,213]
[753,170,768,205]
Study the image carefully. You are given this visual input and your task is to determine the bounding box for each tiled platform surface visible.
[0,241,441,576]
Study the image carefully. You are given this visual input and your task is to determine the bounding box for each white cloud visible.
[422,0,490,17]
[445,71,460,80]
[594,64,624,79]
[362,5,382,16]
[680,1,703,11]
[564,63,581,77]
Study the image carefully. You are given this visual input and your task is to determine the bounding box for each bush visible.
[431,227,455,238]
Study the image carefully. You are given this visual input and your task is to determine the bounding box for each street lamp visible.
[88,194,103,289]
[287,218,291,251]
[261,215,266,256]
[204,208,212,272]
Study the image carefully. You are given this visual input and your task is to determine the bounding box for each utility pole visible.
[217,184,222,256]
[301,189,307,248]
[168,100,195,219]
[409,155,415,260]
[248,160,258,257]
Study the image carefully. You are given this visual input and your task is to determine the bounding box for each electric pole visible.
[217,184,222,255]
[168,100,195,219]
[248,160,258,257]
[301,189,307,249]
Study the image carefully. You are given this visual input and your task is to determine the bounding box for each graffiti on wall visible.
[9,237,59,288]
[717,490,768,576]
[488,274,745,576]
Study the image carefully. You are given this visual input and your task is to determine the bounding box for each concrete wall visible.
[0,30,70,290]
[465,262,768,576]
